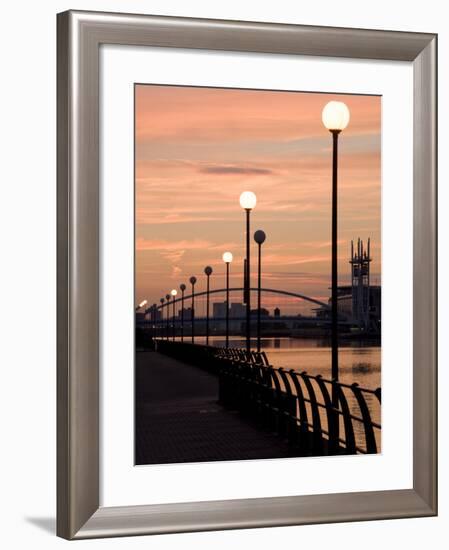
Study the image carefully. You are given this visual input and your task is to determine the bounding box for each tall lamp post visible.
[160,297,165,339]
[189,276,197,344]
[222,252,233,349]
[239,191,257,353]
[152,303,157,333]
[322,100,350,403]
[170,289,177,341]
[204,266,213,346]
[254,230,266,353]
[165,293,170,340]
[180,283,186,342]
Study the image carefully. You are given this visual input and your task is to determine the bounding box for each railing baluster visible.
[267,367,283,434]
[299,373,325,455]
[375,387,382,404]
[278,369,299,445]
[350,383,377,453]
[314,375,339,454]
[334,384,356,454]
[288,370,311,453]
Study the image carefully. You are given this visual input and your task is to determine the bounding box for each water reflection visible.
[196,336,380,389]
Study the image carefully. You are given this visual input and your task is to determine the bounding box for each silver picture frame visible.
[57,10,437,540]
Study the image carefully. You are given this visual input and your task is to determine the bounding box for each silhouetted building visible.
[350,238,372,330]
[151,309,162,322]
[315,237,381,332]
[274,307,281,318]
[250,307,270,317]
[230,303,246,318]
[178,307,193,320]
[212,302,246,319]
[213,302,226,318]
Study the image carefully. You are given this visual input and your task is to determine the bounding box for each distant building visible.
[250,308,270,317]
[152,309,162,322]
[334,286,381,332]
[348,238,381,331]
[230,303,246,318]
[212,302,246,319]
[213,302,226,318]
[335,285,353,319]
[315,237,381,332]
[274,307,281,318]
[178,307,193,320]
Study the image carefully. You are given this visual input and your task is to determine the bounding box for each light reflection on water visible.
[197,336,380,388]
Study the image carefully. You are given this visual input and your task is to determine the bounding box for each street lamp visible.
[204,266,213,346]
[135,299,147,312]
[239,191,257,353]
[222,252,233,349]
[180,283,186,342]
[254,230,266,353]
[165,293,170,341]
[189,276,197,344]
[160,297,165,339]
[170,289,177,341]
[322,100,350,401]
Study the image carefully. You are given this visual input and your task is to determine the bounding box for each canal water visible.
[198,336,380,387]
[194,336,381,452]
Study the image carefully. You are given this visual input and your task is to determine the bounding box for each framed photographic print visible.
[133,84,383,465]
[57,10,437,540]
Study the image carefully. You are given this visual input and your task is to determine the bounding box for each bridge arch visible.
[152,287,329,311]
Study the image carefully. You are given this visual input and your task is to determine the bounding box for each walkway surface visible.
[135,351,296,465]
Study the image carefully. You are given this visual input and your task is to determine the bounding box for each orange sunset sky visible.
[135,85,381,315]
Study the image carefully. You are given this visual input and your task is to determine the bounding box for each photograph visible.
[134,84,382,465]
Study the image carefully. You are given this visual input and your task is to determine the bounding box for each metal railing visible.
[155,340,381,456]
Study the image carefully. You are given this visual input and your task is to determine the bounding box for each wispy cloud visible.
[199,165,273,175]
[263,253,330,266]
[136,238,212,251]
[161,250,185,264]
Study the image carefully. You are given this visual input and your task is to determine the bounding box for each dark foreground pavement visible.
[135,351,296,465]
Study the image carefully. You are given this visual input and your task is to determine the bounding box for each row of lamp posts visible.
[151,215,265,353]
[239,193,266,353]
[140,101,350,387]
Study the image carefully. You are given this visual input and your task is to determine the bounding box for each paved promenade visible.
[135,351,295,465]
